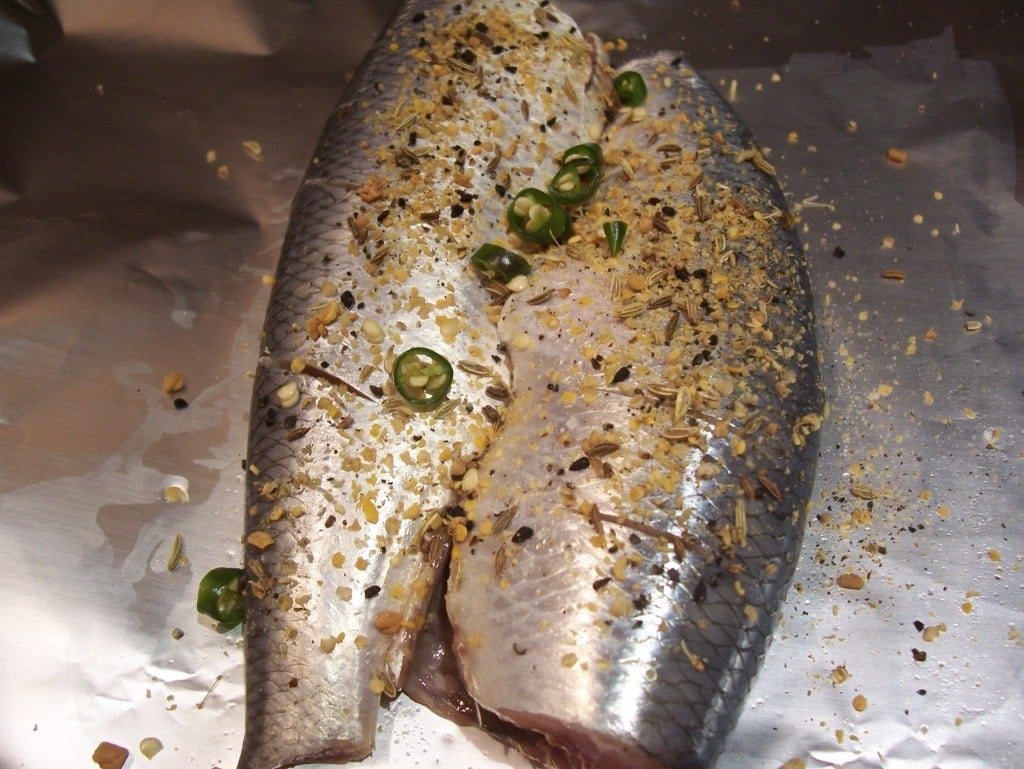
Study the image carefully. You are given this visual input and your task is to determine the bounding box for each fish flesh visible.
[240,1,614,767]
[240,1,821,768]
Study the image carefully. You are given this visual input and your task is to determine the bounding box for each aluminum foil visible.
[1,2,1021,768]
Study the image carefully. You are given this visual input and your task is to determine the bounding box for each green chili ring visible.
[470,243,531,283]
[561,142,603,170]
[197,567,246,629]
[393,347,454,409]
[549,161,603,205]
[614,71,648,107]
[507,188,570,244]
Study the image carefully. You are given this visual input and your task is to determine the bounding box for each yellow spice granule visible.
[242,140,262,159]
[887,147,908,164]
[162,371,185,394]
[837,573,865,590]
[247,531,273,549]
[92,741,129,769]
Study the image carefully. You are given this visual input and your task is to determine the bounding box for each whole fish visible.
[440,52,822,769]
[239,1,821,768]
[239,1,614,767]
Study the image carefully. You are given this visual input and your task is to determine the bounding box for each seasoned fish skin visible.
[444,53,823,769]
[238,1,613,767]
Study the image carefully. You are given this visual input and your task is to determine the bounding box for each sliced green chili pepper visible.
[507,188,569,244]
[392,347,454,409]
[603,220,628,256]
[197,567,246,629]
[470,243,531,282]
[549,161,602,204]
[614,71,648,107]
[561,142,603,171]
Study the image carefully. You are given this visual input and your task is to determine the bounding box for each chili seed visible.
[139,737,163,759]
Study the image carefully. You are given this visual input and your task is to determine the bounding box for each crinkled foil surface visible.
[1,1,1021,768]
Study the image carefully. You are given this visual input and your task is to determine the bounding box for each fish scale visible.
[239,1,612,767]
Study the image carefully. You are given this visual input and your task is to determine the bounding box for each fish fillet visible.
[239,1,613,767]
[239,2,821,769]
[442,53,822,769]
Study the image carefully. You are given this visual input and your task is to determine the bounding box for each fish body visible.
[239,1,612,767]
[442,54,822,768]
[240,1,821,767]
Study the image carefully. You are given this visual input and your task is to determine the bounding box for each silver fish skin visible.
[238,1,613,767]
[443,53,823,769]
